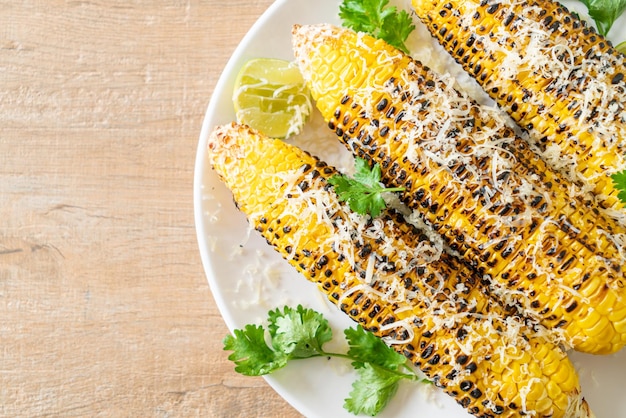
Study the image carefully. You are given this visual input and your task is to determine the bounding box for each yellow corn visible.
[292,23,626,354]
[412,0,626,220]
[208,121,591,418]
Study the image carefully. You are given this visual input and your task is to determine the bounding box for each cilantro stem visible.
[381,187,405,193]
[302,350,426,382]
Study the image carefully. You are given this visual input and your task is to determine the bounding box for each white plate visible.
[194,1,626,417]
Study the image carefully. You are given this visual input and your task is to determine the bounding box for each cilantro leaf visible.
[612,170,626,205]
[579,0,626,36]
[328,158,405,218]
[267,305,333,358]
[339,0,416,54]
[344,363,403,416]
[223,324,288,376]
[345,325,408,370]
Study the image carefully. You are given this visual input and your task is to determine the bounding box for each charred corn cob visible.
[292,23,626,354]
[412,0,626,220]
[208,121,592,418]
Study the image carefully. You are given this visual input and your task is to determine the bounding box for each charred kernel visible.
[421,343,435,359]
[555,319,567,328]
[340,95,350,105]
[460,380,473,391]
[486,3,499,13]
[282,225,291,233]
[459,397,471,408]
[561,256,576,270]
[376,98,388,112]
[501,246,514,258]
[358,244,372,258]
[456,327,468,340]
[543,15,553,27]
[530,195,543,207]
[324,269,332,278]
[504,12,514,26]
[380,126,390,137]
[316,255,329,268]
[465,362,478,373]
[381,316,395,326]
[566,301,578,313]
[470,388,483,399]
[612,73,624,84]
[446,369,458,380]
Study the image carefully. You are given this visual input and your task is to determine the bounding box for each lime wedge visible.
[233,58,312,138]
[617,41,626,55]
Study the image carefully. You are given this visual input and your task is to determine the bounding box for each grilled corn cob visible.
[292,23,626,354]
[208,121,592,418]
[412,0,626,220]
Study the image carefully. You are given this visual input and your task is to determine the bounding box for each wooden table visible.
[0,1,301,416]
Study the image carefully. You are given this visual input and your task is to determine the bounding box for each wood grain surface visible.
[0,1,302,416]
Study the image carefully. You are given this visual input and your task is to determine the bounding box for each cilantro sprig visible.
[328,157,405,218]
[339,0,416,54]
[611,170,626,205]
[578,0,626,36]
[223,305,427,416]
